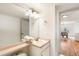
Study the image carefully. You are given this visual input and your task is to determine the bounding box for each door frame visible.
[59,7,79,55]
[20,18,29,41]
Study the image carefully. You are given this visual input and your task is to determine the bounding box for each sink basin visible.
[31,39,49,48]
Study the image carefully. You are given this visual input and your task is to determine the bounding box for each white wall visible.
[0,14,20,47]
[61,23,74,34]
[30,17,39,37]
[30,4,59,56]
[61,22,79,38]
[30,4,52,40]
[55,10,61,55]
[30,13,49,39]
[74,22,79,33]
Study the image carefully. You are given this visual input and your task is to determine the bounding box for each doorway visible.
[60,9,79,56]
[20,19,29,39]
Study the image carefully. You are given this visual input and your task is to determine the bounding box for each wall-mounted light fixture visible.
[25,9,32,16]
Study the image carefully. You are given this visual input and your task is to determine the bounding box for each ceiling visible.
[56,3,79,13]
[61,9,79,25]
[0,3,79,21]
[0,3,44,19]
[0,3,29,19]
[57,3,79,24]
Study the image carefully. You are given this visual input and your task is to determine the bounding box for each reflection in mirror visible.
[0,3,40,48]
[20,18,29,39]
[30,12,41,41]
[0,3,30,47]
[23,8,41,42]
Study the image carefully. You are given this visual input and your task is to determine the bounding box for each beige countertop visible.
[31,39,50,48]
[0,42,29,56]
[0,39,50,56]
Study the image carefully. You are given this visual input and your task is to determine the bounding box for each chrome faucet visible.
[35,37,40,41]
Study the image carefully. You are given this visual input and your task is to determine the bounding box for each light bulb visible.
[63,15,68,18]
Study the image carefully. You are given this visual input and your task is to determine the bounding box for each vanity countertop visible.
[0,42,29,56]
[31,39,50,48]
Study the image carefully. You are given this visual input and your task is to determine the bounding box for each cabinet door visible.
[41,47,49,56]
[30,45,41,56]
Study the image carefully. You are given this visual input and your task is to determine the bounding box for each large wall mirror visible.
[0,3,40,47]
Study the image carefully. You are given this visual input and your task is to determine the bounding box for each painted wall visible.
[30,15,49,39]
[30,4,59,55]
[61,23,74,34]
[61,22,79,38]
[74,22,79,33]
[0,14,21,47]
[30,17,39,37]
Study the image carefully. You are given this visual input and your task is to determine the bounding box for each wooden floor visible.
[61,39,79,56]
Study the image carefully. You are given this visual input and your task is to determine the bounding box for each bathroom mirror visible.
[29,12,41,41]
[0,3,40,47]
[0,3,31,47]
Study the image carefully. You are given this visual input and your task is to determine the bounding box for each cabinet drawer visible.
[41,47,50,56]
[41,43,50,54]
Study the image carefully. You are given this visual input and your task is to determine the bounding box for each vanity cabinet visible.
[0,42,29,56]
[41,43,50,56]
[30,40,50,56]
